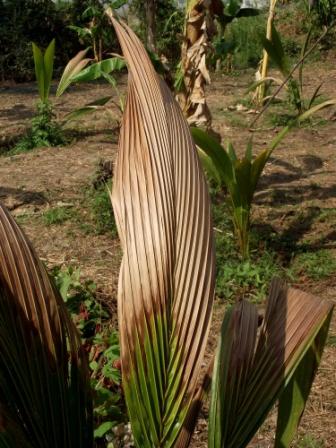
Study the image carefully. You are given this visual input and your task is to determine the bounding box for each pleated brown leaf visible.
[0,204,93,447]
[209,278,333,448]
[109,16,216,447]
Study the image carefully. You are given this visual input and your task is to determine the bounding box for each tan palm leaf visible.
[0,204,92,447]
[108,16,216,447]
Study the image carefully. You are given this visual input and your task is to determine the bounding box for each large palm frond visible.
[109,16,216,447]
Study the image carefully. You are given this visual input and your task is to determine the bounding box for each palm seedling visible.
[32,39,55,104]
[14,39,64,152]
[107,16,334,448]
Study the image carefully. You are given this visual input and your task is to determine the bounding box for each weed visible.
[297,434,325,448]
[269,112,297,127]
[211,192,290,302]
[42,206,74,226]
[317,208,336,223]
[51,265,127,445]
[86,182,118,237]
[291,249,336,280]
[327,334,336,347]
[12,101,65,154]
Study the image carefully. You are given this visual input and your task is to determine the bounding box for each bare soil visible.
[0,62,335,447]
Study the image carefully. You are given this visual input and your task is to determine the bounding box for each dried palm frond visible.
[209,278,333,448]
[107,14,216,447]
[0,204,93,447]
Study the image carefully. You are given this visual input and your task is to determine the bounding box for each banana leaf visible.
[56,48,91,97]
[70,57,125,84]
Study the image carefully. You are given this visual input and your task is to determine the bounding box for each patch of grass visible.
[211,190,291,302]
[297,434,325,448]
[317,208,336,223]
[291,249,336,280]
[51,266,127,444]
[327,334,336,347]
[215,109,248,128]
[10,101,65,155]
[86,182,118,237]
[268,111,297,127]
[15,213,33,225]
[42,206,74,226]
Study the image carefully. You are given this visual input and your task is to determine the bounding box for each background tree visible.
[178,0,223,129]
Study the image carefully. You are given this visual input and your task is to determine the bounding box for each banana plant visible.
[32,39,55,103]
[254,24,334,116]
[108,16,334,448]
[56,50,126,121]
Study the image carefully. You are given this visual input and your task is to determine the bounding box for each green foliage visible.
[69,0,124,61]
[51,266,126,446]
[297,435,325,448]
[309,0,336,27]
[70,57,125,84]
[57,52,125,121]
[13,101,65,154]
[87,182,117,237]
[156,1,184,65]
[193,128,277,259]
[131,0,184,66]
[32,39,55,102]
[0,0,81,82]
[291,249,336,280]
[259,25,335,117]
[212,194,288,301]
[43,206,74,226]
[223,15,265,69]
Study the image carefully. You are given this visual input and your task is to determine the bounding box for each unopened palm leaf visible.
[109,16,215,447]
[0,204,93,447]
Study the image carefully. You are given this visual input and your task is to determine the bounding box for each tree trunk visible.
[179,0,222,129]
[145,0,156,52]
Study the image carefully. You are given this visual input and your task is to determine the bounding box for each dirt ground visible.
[0,61,335,447]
